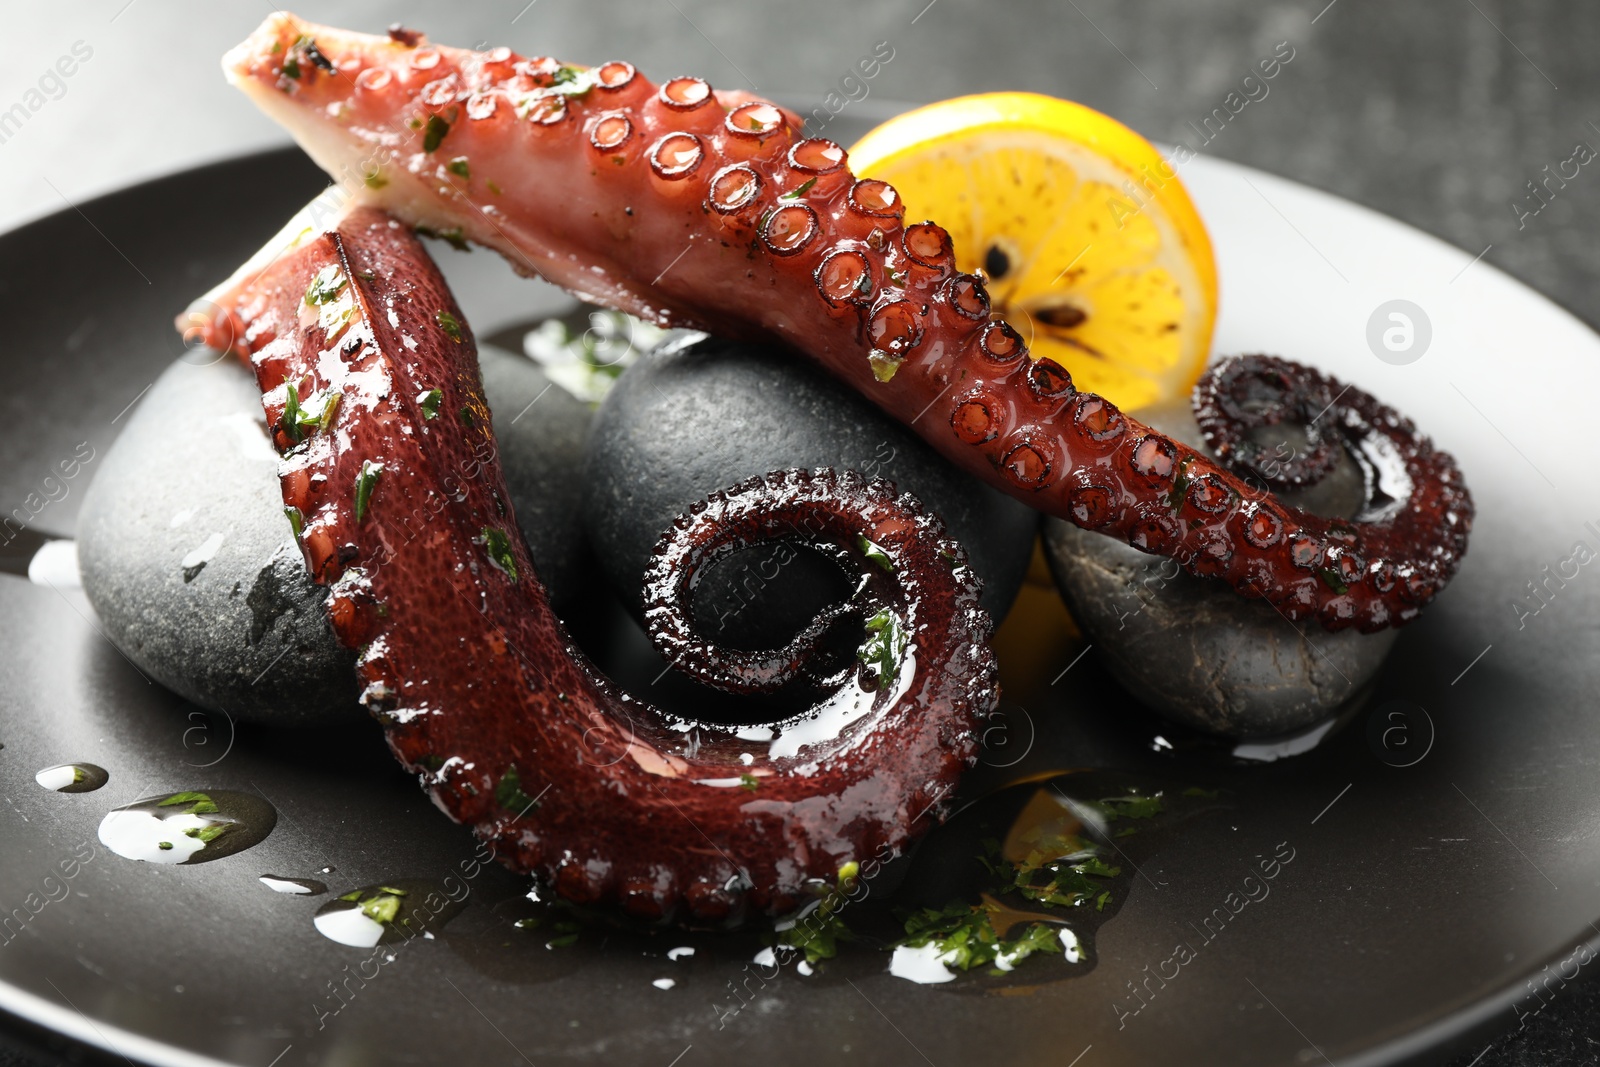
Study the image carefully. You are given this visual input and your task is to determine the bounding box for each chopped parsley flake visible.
[1317,568,1350,595]
[897,902,1065,973]
[183,824,230,844]
[858,609,908,686]
[362,893,402,925]
[482,526,518,580]
[496,764,540,815]
[858,536,893,572]
[446,156,470,178]
[415,225,470,251]
[417,388,443,420]
[739,773,760,792]
[280,381,340,443]
[354,460,383,523]
[1167,457,1194,512]
[158,791,219,815]
[779,177,818,201]
[486,180,503,195]
[422,113,451,152]
[363,168,388,189]
[549,65,596,97]
[868,349,904,383]
[304,264,347,306]
[436,309,463,341]
[285,506,304,540]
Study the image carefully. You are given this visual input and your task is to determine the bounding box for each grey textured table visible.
[2,1,1595,1064]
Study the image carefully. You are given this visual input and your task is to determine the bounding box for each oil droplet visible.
[98,790,275,865]
[35,763,108,793]
[260,875,327,895]
[313,879,466,948]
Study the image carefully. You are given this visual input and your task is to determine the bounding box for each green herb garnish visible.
[545,920,579,949]
[1317,568,1350,595]
[422,114,450,152]
[482,526,518,580]
[416,225,470,252]
[739,773,760,792]
[304,264,347,306]
[446,156,471,178]
[1092,793,1164,823]
[1167,456,1193,512]
[285,506,304,540]
[858,536,893,572]
[858,609,908,685]
[354,460,383,523]
[183,824,230,844]
[417,388,443,420]
[896,902,1065,974]
[779,176,817,201]
[158,791,219,815]
[548,65,596,96]
[496,764,539,815]
[486,180,503,195]
[436,309,463,341]
[868,349,903,383]
[361,891,403,925]
[157,841,173,851]
[363,168,388,189]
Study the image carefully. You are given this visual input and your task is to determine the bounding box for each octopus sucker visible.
[190,204,994,921]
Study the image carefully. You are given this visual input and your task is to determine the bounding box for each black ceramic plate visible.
[2,140,1598,1067]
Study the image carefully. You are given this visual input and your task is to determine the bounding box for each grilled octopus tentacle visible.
[206,14,1473,634]
[199,205,994,922]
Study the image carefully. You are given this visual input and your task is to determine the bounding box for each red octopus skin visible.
[193,205,995,922]
[207,14,1473,634]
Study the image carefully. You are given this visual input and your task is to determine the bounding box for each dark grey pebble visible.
[1042,398,1397,739]
[582,333,1037,650]
[77,345,592,728]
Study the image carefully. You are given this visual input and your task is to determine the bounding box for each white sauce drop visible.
[27,540,79,589]
[180,532,225,571]
[666,946,695,961]
[888,942,958,984]
[652,978,676,990]
[313,905,386,948]
[259,876,318,895]
[97,809,215,865]
[34,765,79,791]
[1059,927,1083,963]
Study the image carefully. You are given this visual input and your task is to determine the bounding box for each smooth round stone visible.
[583,333,1038,649]
[1042,398,1397,739]
[77,345,591,728]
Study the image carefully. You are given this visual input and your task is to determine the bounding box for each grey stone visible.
[77,345,592,728]
[582,333,1038,650]
[1041,399,1397,739]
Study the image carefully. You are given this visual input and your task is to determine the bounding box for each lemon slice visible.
[849,93,1218,412]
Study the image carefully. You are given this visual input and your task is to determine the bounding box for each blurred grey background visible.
[1,1,1594,1065]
